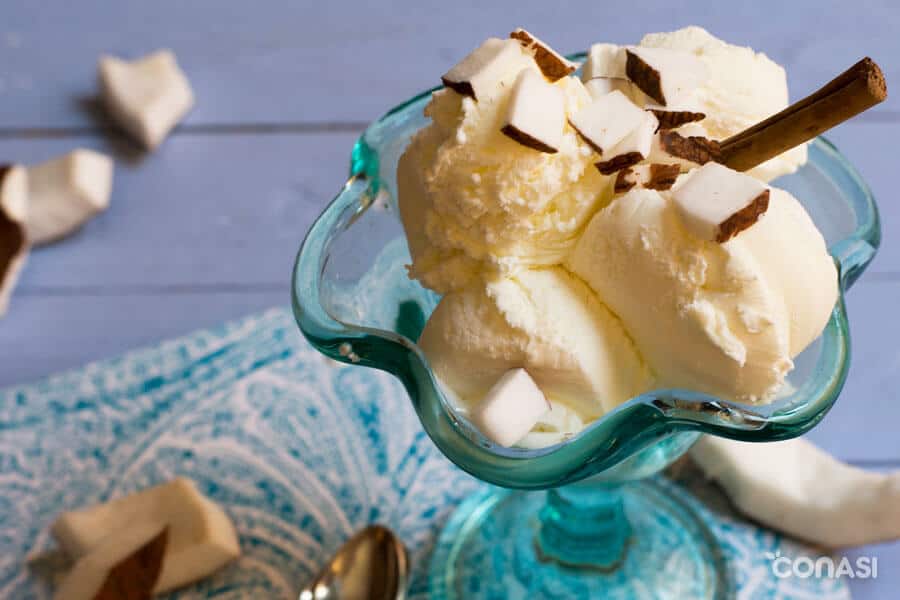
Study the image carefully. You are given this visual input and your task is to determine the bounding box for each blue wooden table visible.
[1,1,897,596]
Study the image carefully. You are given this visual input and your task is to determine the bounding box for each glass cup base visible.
[428,478,732,599]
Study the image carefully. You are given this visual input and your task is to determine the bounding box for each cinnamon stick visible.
[720,57,887,172]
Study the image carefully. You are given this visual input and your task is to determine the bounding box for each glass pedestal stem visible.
[537,480,631,569]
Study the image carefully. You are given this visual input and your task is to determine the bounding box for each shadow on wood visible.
[74,96,147,166]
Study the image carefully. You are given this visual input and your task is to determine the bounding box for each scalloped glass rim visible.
[292,73,880,489]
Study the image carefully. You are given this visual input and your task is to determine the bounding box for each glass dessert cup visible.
[291,78,880,598]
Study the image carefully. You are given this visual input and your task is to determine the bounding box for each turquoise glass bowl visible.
[291,88,879,490]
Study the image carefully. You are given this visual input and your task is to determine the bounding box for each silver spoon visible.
[299,525,408,600]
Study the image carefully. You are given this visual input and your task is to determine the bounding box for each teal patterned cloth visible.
[0,308,848,599]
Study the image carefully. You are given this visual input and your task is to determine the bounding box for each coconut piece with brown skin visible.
[53,523,168,600]
[569,90,646,156]
[624,46,709,107]
[0,165,28,317]
[671,162,770,243]
[594,111,659,175]
[648,108,706,131]
[441,37,531,101]
[500,68,566,153]
[614,163,681,193]
[52,477,241,594]
[509,28,575,82]
[658,129,722,165]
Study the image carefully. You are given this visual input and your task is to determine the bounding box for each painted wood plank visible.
[0,131,361,292]
[0,0,897,128]
[0,120,895,299]
[0,291,284,388]
[825,121,900,274]
[846,540,900,600]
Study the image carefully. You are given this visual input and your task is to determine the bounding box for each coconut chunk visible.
[0,165,28,317]
[471,368,551,447]
[672,162,770,243]
[500,68,566,153]
[26,149,113,246]
[99,50,194,149]
[52,478,240,593]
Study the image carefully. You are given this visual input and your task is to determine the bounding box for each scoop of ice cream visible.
[398,65,607,294]
[402,28,838,447]
[637,26,807,181]
[418,267,652,419]
[736,187,840,356]
[566,183,837,402]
